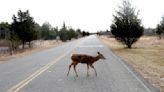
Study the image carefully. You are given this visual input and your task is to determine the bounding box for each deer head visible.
[97,52,106,60]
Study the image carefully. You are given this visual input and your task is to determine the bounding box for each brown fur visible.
[67,52,105,77]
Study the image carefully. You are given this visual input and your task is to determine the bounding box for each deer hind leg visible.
[90,64,97,76]
[73,62,78,77]
[67,62,74,76]
[87,64,89,77]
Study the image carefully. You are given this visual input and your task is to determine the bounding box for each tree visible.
[41,22,52,40]
[76,29,82,37]
[49,27,59,40]
[53,27,59,38]
[86,32,90,36]
[40,22,60,40]
[68,27,78,39]
[34,23,42,39]
[59,22,69,41]
[11,10,38,48]
[0,22,10,39]
[82,31,86,36]
[7,31,21,55]
[110,0,143,48]
[156,15,164,39]
[82,31,90,36]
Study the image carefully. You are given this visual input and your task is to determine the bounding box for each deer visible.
[67,52,106,77]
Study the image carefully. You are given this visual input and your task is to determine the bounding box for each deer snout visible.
[102,56,106,59]
[100,55,106,60]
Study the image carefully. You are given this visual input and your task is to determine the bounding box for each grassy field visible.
[99,36,164,89]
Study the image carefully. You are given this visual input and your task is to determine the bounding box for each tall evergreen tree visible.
[0,22,10,39]
[11,10,37,48]
[156,15,164,39]
[59,22,69,41]
[110,0,143,48]
[41,22,51,40]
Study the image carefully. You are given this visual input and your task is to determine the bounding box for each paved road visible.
[0,35,159,92]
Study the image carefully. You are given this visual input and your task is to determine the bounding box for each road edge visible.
[116,54,160,92]
[98,36,160,92]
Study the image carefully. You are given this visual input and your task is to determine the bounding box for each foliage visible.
[156,15,164,39]
[110,0,143,48]
[10,10,38,48]
[0,22,10,39]
[67,28,78,39]
[0,9,90,48]
[7,31,21,55]
[39,22,89,41]
[41,22,51,40]
[49,27,59,40]
[0,9,91,55]
[82,31,90,36]
[59,23,79,41]
[59,22,69,41]
[40,22,60,40]
[34,23,42,39]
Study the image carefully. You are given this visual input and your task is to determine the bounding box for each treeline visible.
[0,10,90,54]
[40,22,90,41]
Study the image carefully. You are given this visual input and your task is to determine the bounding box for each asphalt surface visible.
[0,35,159,92]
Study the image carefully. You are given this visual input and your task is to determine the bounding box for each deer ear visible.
[97,52,100,54]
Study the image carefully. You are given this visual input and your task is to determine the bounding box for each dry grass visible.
[0,40,63,61]
[99,36,164,89]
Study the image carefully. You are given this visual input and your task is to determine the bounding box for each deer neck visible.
[93,55,100,63]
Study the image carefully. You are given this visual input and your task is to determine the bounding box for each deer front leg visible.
[67,63,74,76]
[90,64,97,76]
[87,64,89,77]
[73,63,78,77]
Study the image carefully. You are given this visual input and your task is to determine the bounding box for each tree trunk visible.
[127,44,132,48]
[22,41,25,49]
[29,41,31,48]
[159,34,162,40]
[126,39,132,48]
[9,47,13,55]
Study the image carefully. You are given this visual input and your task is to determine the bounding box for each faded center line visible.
[7,53,66,92]
[7,38,85,92]
[78,45,104,48]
